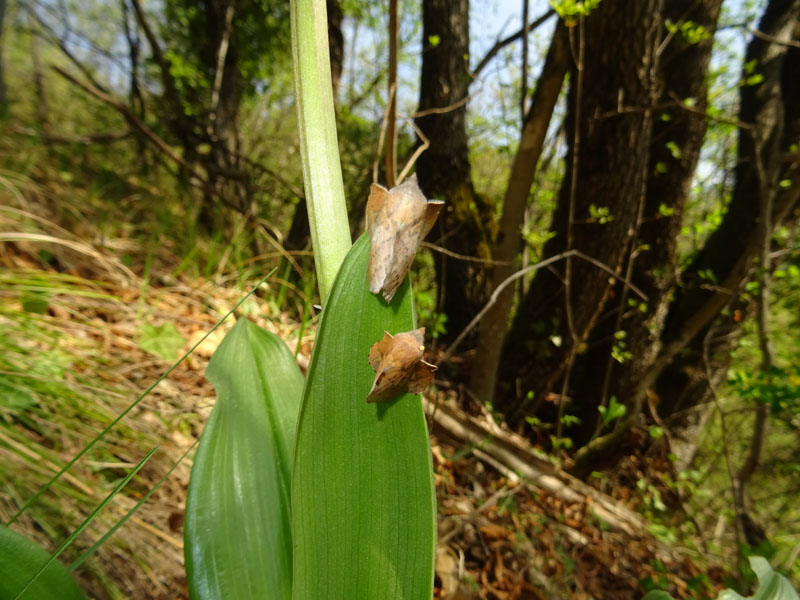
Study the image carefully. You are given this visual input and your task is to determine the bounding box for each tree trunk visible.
[470,21,570,404]
[498,0,663,423]
[415,0,494,343]
[656,1,800,462]
[566,0,724,444]
[656,0,800,426]
[569,0,800,476]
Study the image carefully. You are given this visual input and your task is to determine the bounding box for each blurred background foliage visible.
[0,0,798,597]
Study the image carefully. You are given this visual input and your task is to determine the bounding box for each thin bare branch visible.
[557,17,584,438]
[412,95,471,118]
[738,23,800,48]
[25,6,109,94]
[520,0,530,122]
[372,87,392,184]
[129,0,183,114]
[396,117,429,184]
[52,65,206,186]
[471,9,556,81]
[209,2,236,134]
[442,249,647,362]
[420,242,513,265]
[10,125,131,145]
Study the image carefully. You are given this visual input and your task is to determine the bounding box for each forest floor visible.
[0,182,730,599]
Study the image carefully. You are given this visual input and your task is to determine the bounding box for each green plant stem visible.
[290,0,351,302]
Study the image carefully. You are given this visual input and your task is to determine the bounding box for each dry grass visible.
[0,175,309,599]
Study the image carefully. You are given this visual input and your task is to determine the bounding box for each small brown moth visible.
[367,327,437,403]
[366,174,444,303]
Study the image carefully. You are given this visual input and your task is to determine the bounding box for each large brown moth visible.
[366,174,444,303]
[367,327,437,403]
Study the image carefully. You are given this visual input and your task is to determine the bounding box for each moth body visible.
[367,328,437,403]
[366,174,443,303]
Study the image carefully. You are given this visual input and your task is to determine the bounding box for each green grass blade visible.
[68,439,199,572]
[13,445,158,599]
[185,319,304,600]
[0,526,86,600]
[292,233,437,599]
[8,274,272,525]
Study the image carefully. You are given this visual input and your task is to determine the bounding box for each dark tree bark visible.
[415,0,495,342]
[569,0,800,476]
[470,21,570,403]
[202,0,248,217]
[654,0,800,462]
[498,0,663,422]
[566,0,724,444]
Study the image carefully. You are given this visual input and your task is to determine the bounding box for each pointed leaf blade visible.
[185,319,303,600]
[292,233,437,599]
[0,526,86,600]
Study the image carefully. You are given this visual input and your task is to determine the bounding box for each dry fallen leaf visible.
[366,174,444,303]
[367,327,437,403]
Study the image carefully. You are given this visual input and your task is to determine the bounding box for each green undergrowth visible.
[0,267,202,597]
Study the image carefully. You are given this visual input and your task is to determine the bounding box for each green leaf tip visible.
[185,318,304,600]
[292,234,437,599]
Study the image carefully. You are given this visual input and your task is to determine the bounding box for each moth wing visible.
[366,183,388,230]
[407,360,437,394]
[368,331,394,371]
[367,371,402,403]
[420,200,445,240]
[378,218,419,302]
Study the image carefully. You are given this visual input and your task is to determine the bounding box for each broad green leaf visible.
[0,526,86,600]
[292,233,437,599]
[185,319,304,600]
[140,322,185,360]
[646,557,800,600]
[643,592,674,600]
[0,379,37,410]
[719,557,799,600]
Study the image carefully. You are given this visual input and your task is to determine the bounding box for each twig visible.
[10,125,131,145]
[744,24,800,49]
[441,249,647,362]
[732,129,774,548]
[24,7,110,95]
[208,2,236,135]
[51,65,207,186]
[129,0,183,115]
[702,323,742,554]
[412,95,471,118]
[373,84,393,184]
[556,17,584,438]
[236,153,305,198]
[471,9,556,81]
[420,242,513,265]
[397,118,429,184]
[520,0,530,123]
